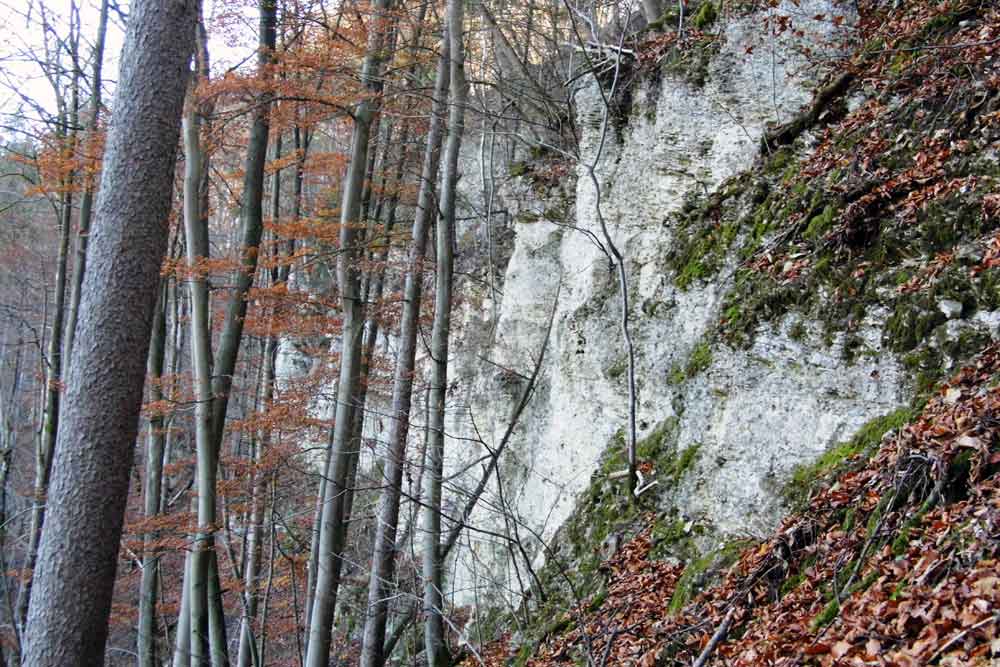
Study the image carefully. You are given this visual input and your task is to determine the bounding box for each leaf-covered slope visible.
[462,345,1000,666]
[663,0,1000,377]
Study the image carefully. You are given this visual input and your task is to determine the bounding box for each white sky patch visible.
[0,0,256,140]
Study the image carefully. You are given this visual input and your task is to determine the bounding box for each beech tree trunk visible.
[303,1,396,664]
[207,0,277,456]
[358,46,450,667]
[17,56,80,638]
[138,284,169,667]
[20,0,196,661]
[180,93,216,667]
[62,0,109,362]
[179,2,275,662]
[423,2,468,663]
[172,552,193,667]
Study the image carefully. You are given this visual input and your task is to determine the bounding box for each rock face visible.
[444,0,913,603]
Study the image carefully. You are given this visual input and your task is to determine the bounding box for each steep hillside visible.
[453,0,1000,662]
[465,346,1000,666]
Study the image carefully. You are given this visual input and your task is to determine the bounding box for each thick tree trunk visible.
[423,3,468,663]
[20,0,196,661]
[358,47,450,667]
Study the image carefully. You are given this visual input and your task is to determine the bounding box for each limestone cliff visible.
[442,0,1000,614]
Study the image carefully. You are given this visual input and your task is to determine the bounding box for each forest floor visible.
[462,345,1000,666]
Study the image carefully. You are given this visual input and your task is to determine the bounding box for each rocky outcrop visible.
[443,0,916,604]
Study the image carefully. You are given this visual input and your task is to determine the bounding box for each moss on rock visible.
[783,407,916,508]
[691,0,718,29]
[667,539,750,613]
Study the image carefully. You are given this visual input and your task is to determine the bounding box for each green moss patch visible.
[666,178,750,289]
[668,539,751,613]
[691,0,718,29]
[668,340,714,384]
[783,407,916,508]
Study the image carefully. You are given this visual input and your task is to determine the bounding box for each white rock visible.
[437,0,901,608]
[939,299,964,319]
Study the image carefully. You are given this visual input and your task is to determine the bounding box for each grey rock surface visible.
[441,0,907,605]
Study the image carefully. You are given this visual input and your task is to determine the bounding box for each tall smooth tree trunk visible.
[295,122,327,649]
[181,2,275,663]
[20,0,196,661]
[423,3,468,663]
[172,555,193,667]
[207,554,228,665]
[359,47,450,667]
[207,0,276,456]
[0,336,21,663]
[17,59,81,638]
[173,21,205,667]
[139,284,169,667]
[303,1,396,664]
[235,339,274,667]
[169,245,191,667]
[181,94,216,667]
[62,0,109,362]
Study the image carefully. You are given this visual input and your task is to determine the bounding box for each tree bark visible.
[171,552,193,667]
[207,553,229,666]
[62,0,109,362]
[138,283,169,667]
[20,0,196,661]
[358,46,450,667]
[423,2,468,663]
[17,51,80,638]
[181,91,216,667]
[303,1,396,664]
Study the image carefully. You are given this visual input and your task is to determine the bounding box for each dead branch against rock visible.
[761,71,854,152]
[691,609,733,667]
